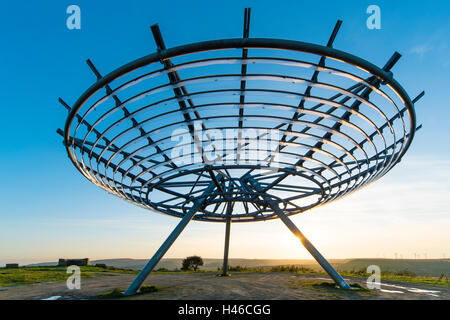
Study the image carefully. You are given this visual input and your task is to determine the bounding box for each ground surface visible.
[0,272,448,300]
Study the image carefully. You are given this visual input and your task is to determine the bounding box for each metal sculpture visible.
[58,8,423,294]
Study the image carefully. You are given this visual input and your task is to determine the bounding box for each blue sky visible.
[1,0,449,265]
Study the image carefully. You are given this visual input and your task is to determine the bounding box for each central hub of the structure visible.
[147,164,324,222]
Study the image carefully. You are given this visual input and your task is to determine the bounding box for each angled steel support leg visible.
[124,179,221,295]
[269,202,351,289]
[221,203,233,276]
[247,178,350,289]
[124,205,198,295]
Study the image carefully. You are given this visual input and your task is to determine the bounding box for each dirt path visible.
[0,272,448,300]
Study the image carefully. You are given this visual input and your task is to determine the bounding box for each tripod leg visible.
[270,202,351,289]
[124,178,222,295]
[221,207,232,276]
[247,178,350,289]
[124,205,197,295]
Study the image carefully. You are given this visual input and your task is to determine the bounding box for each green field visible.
[0,266,137,288]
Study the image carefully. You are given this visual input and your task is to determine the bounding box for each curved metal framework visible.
[58,8,423,294]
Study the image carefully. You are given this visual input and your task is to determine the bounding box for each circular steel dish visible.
[62,38,416,222]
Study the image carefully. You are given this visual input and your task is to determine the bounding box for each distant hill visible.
[26,258,450,277]
[27,258,324,271]
[90,258,324,271]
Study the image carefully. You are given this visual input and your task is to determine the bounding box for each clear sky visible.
[1,0,449,265]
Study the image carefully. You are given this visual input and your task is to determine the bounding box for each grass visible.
[339,268,450,287]
[0,266,138,288]
[97,285,160,299]
[139,285,160,294]
[98,288,125,299]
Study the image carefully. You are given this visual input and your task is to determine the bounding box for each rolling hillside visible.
[91,258,323,271]
[26,258,450,277]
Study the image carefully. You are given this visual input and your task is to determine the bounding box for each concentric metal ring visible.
[62,38,416,222]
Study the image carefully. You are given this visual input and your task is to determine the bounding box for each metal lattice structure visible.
[58,8,423,294]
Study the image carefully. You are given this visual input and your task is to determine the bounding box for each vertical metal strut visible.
[221,201,233,276]
[124,177,222,295]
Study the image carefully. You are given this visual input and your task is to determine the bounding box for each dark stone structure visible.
[58,258,89,266]
[5,263,19,269]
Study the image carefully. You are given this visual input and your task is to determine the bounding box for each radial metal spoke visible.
[85,59,178,170]
[256,52,403,194]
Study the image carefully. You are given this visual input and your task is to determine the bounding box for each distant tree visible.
[181,255,204,271]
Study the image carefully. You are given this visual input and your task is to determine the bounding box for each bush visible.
[181,256,204,271]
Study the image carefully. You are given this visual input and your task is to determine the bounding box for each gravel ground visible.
[0,272,448,300]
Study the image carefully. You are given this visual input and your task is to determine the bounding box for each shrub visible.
[181,256,204,271]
